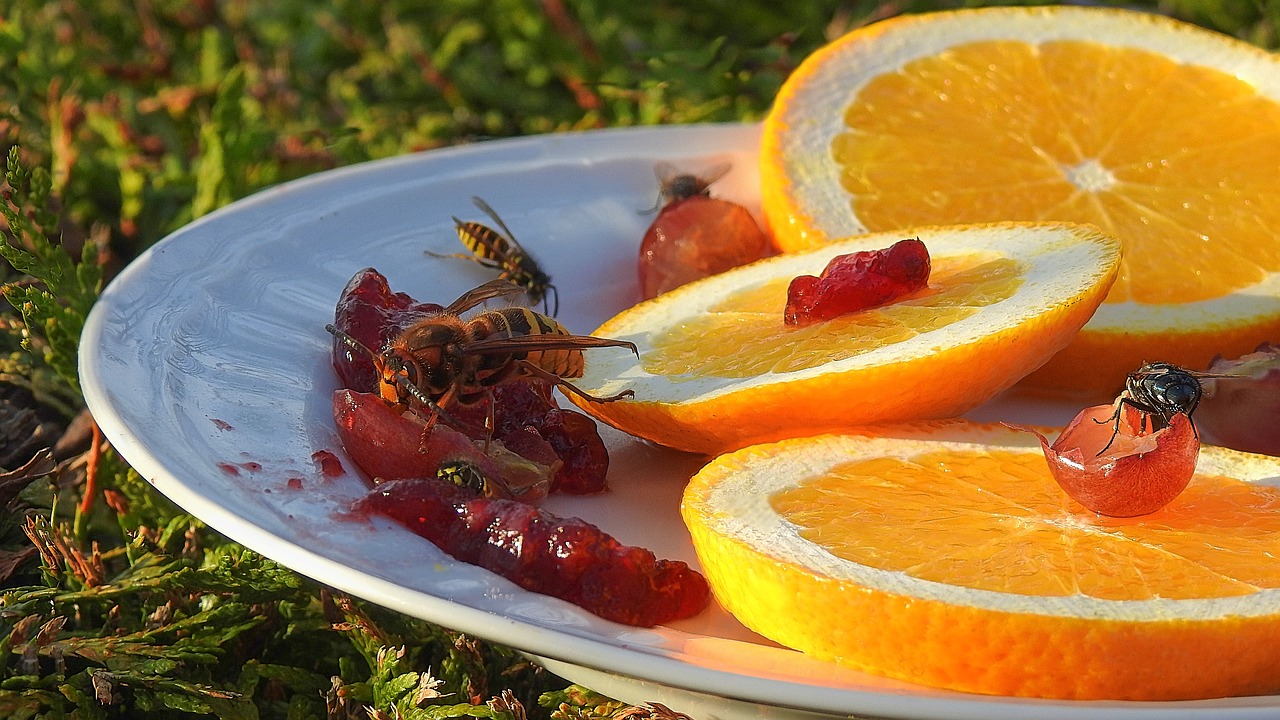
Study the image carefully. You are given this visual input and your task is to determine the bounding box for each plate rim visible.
[78,122,1280,720]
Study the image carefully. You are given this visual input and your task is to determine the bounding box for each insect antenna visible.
[326,323,378,361]
[546,283,560,317]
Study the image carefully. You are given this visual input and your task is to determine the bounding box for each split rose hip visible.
[327,269,612,493]
[1197,343,1280,456]
[332,388,555,503]
[448,379,612,494]
[1017,403,1199,517]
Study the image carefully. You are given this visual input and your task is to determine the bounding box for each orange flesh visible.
[836,39,1280,304]
[644,254,1023,377]
[773,450,1280,600]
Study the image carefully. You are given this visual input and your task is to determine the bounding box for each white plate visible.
[80,123,1280,720]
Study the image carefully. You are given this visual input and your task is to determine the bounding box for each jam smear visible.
[356,477,710,626]
[311,449,347,478]
[785,237,930,326]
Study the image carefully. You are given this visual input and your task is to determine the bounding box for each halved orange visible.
[569,223,1118,455]
[760,6,1280,396]
[681,420,1280,700]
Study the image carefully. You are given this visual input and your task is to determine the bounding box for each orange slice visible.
[569,223,1118,455]
[681,420,1280,700]
[760,6,1280,396]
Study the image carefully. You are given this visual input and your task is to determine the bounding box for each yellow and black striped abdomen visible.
[455,221,515,266]
[471,308,585,378]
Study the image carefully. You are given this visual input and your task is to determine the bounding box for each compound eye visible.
[1157,375,1201,411]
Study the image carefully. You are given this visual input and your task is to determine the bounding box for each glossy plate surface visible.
[81,123,1280,719]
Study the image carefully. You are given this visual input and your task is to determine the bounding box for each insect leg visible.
[425,249,506,272]
[514,360,635,404]
[391,374,491,440]
[1092,397,1126,456]
[1093,397,1156,456]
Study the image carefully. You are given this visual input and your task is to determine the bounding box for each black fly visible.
[1095,361,1228,454]
[644,161,731,212]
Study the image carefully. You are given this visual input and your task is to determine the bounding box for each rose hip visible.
[329,269,610,493]
[1198,343,1280,456]
[785,238,931,326]
[356,477,710,626]
[451,379,611,494]
[639,195,771,300]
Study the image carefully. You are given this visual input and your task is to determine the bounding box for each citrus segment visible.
[569,223,1118,454]
[645,253,1020,377]
[761,6,1280,395]
[681,421,1280,699]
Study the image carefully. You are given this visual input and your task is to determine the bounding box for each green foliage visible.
[1,148,101,397]
[0,1,1275,718]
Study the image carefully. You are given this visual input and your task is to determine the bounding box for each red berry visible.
[638,196,770,300]
[448,379,610,494]
[785,237,931,326]
[329,272,610,497]
[356,478,710,626]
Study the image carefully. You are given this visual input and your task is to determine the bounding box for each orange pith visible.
[775,451,1280,600]
[644,253,1022,377]
[837,38,1280,305]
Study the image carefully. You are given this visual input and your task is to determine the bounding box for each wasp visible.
[427,196,559,316]
[437,459,490,497]
[327,279,634,434]
[646,160,732,211]
[1095,361,1233,454]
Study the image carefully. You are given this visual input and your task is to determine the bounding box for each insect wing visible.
[463,333,638,357]
[469,196,525,251]
[444,279,528,315]
[656,160,731,196]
